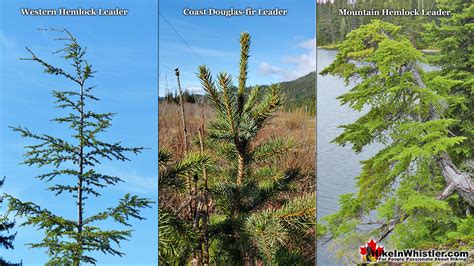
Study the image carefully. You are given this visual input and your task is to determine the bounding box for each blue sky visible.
[159,0,316,96]
[1,0,157,265]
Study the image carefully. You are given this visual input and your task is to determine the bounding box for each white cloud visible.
[115,172,157,194]
[186,85,205,95]
[258,36,316,81]
[299,37,316,50]
[283,36,316,80]
[96,165,157,195]
[258,62,283,75]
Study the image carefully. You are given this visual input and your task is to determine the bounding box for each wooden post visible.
[198,103,210,265]
[175,68,189,155]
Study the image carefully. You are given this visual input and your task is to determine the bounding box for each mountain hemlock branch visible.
[321,1,473,260]
[158,32,316,265]
[1,177,17,266]
[5,29,153,265]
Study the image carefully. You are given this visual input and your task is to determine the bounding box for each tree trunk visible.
[237,152,245,186]
[76,83,85,266]
[175,68,189,155]
[242,255,253,266]
[409,65,474,206]
[175,68,195,215]
[436,153,474,206]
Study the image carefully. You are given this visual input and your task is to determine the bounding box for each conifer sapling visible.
[5,29,153,265]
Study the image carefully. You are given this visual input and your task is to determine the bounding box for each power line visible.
[159,11,205,65]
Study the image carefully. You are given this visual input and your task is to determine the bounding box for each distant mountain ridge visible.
[279,71,316,112]
[159,71,316,114]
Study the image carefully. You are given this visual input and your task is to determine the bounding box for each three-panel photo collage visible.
[0,0,472,265]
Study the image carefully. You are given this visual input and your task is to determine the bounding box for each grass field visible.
[159,102,316,178]
[159,101,317,263]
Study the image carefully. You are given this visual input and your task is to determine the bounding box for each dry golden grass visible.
[159,102,316,177]
[159,102,317,260]
[158,102,213,158]
[257,107,316,175]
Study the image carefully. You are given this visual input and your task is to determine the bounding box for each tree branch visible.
[408,65,474,206]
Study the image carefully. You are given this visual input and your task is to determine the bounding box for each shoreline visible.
[317,45,440,54]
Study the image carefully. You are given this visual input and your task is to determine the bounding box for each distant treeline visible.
[280,71,316,115]
[160,71,316,116]
[317,0,437,48]
[161,89,201,104]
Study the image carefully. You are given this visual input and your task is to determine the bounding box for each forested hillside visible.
[280,71,316,114]
[161,71,316,115]
[317,0,437,48]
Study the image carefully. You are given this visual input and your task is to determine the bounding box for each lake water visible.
[316,49,380,265]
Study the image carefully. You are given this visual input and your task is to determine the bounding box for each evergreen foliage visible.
[5,29,153,265]
[158,32,316,265]
[317,0,437,48]
[424,0,474,169]
[162,89,197,104]
[159,72,316,116]
[158,150,209,264]
[198,32,315,264]
[320,10,473,262]
[1,177,17,266]
[279,72,316,115]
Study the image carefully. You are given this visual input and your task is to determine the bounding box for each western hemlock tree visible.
[6,29,153,265]
[198,32,316,264]
[320,16,473,262]
[1,177,16,265]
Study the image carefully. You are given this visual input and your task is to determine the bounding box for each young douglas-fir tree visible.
[321,17,473,262]
[5,29,153,265]
[198,32,315,264]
